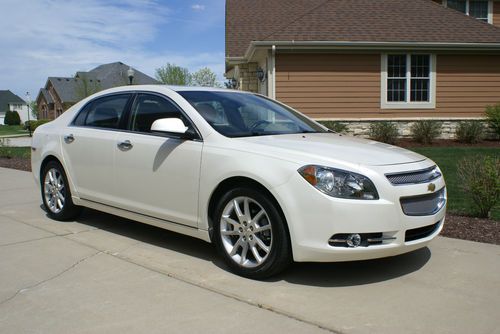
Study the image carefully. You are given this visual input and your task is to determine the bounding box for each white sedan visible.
[31,85,446,278]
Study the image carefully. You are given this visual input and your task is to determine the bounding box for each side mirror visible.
[151,118,194,139]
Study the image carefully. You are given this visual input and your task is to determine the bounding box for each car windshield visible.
[178,90,327,138]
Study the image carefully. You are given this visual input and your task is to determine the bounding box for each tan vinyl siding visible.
[494,1,500,27]
[275,53,500,119]
[436,55,500,115]
[276,54,381,118]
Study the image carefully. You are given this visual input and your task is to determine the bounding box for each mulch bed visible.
[1,156,498,245]
[397,139,500,148]
[441,214,500,245]
[0,157,31,172]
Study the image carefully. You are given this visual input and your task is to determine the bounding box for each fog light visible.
[346,234,361,248]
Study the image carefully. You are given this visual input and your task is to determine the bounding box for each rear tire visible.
[41,160,82,221]
[212,187,292,279]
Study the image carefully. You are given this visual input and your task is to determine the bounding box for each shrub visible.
[318,121,348,133]
[410,120,442,144]
[4,110,21,125]
[23,120,36,130]
[28,119,51,131]
[0,138,14,159]
[485,104,500,138]
[458,155,500,218]
[455,121,484,143]
[369,122,399,144]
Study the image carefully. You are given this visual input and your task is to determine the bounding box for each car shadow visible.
[63,208,431,287]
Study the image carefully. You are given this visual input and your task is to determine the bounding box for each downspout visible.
[271,45,276,99]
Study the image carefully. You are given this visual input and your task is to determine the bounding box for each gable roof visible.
[0,90,25,112]
[87,62,159,87]
[226,0,500,58]
[39,62,159,104]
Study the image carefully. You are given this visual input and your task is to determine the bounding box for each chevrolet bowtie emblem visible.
[428,183,436,192]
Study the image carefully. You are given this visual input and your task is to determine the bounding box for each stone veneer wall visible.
[237,62,259,93]
[319,119,497,140]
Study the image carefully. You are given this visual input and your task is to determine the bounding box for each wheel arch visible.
[206,176,292,248]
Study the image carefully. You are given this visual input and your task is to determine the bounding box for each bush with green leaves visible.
[410,120,442,144]
[485,104,500,138]
[369,122,399,144]
[0,138,14,159]
[26,119,51,132]
[4,110,21,125]
[318,121,348,133]
[455,121,483,143]
[458,155,500,218]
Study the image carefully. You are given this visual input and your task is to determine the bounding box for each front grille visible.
[405,222,441,242]
[386,166,441,186]
[400,187,446,216]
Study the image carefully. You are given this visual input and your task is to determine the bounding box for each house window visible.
[444,0,491,23]
[381,54,436,109]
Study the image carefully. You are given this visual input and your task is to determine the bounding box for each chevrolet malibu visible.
[31,85,446,278]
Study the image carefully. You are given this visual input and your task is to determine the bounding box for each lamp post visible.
[127,67,135,85]
[25,92,32,137]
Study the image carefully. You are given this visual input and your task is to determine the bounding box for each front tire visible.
[41,161,82,221]
[213,187,292,279]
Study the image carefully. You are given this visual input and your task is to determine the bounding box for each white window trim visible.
[442,0,493,24]
[380,54,436,110]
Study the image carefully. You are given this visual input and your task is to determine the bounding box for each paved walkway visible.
[0,167,499,334]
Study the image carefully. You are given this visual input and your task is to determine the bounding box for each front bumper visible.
[273,160,446,262]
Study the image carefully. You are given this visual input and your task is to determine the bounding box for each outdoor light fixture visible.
[227,78,238,89]
[127,67,135,85]
[256,67,266,82]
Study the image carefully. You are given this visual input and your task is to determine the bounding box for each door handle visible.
[64,134,74,144]
[117,140,133,151]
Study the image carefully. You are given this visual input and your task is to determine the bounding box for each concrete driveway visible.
[0,167,499,334]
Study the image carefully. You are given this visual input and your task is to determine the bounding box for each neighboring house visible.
[225,0,500,137]
[36,62,159,120]
[0,90,34,125]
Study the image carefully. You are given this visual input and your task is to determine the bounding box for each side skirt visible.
[73,197,211,242]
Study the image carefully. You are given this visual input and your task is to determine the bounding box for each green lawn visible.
[0,146,31,159]
[411,147,500,220]
[0,125,28,136]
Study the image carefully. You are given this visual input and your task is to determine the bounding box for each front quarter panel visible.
[198,143,300,231]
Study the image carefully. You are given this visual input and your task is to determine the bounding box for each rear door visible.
[113,93,203,227]
[61,93,132,204]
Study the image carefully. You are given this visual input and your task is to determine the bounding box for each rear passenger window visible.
[74,94,130,129]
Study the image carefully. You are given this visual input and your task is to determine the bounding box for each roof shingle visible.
[226,0,500,58]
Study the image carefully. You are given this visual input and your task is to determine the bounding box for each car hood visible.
[235,133,426,166]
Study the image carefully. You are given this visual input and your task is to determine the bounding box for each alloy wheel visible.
[220,196,273,268]
[44,168,66,214]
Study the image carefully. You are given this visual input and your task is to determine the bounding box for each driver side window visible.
[129,94,189,133]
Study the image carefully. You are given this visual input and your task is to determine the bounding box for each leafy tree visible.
[191,67,222,87]
[29,101,39,119]
[75,73,101,101]
[155,63,191,85]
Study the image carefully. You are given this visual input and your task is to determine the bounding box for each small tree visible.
[155,63,191,85]
[458,156,500,218]
[4,110,21,125]
[75,73,101,102]
[29,101,39,119]
[485,104,500,138]
[191,67,222,87]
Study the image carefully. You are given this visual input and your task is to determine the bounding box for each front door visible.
[113,93,203,227]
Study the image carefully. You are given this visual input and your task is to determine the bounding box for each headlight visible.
[298,165,379,200]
